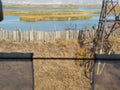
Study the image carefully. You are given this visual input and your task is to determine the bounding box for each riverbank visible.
[3,4,101,8]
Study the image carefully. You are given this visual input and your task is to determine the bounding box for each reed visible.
[4,10,100,16]
[20,15,92,22]
[3,4,79,9]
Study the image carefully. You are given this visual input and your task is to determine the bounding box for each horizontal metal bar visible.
[95,54,120,59]
[0,57,119,61]
[99,20,120,22]
[0,57,93,60]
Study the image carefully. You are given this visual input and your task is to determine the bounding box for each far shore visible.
[4,10,99,22]
[3,4,101,22]
[3,4,101,8]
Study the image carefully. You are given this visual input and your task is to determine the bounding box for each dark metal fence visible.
[93,54,120,90]
[0,53,120,90]
[0,53,34,90]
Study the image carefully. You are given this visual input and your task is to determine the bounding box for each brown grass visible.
[0,36,120,90]
[0,39,91,90]
[20,15,92,22]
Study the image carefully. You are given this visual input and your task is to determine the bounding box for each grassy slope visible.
[0,37,119,90]
[0,39,91,90]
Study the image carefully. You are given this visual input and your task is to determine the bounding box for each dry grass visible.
[0,37,120,90]
[3,4,100,9]
[3,4,79,9]
[20,15,92,22]
[4,10,100,16]
[0,39,91,90]
[34,60,91,90]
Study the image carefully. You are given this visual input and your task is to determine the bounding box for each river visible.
[0,7,100,31]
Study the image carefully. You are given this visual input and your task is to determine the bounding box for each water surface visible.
[1,7,100,31]
[0,14,99,31]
